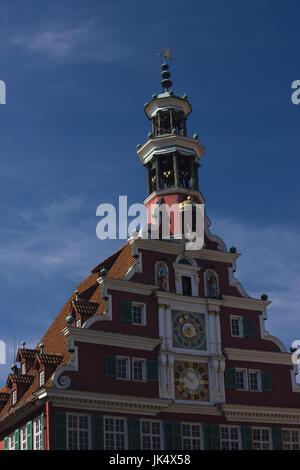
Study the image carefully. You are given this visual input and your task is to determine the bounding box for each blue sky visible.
[0,0,299,384]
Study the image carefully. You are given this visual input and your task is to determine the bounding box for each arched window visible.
[155,261,169,291]
[205,270,219,298]
[178,258,192,265]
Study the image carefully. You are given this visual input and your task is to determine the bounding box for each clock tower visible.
[137,50,205,237]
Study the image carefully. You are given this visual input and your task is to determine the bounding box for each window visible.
[20,425,27,450]
[182,276,192,296]
[132,303,145,325]
[21,363,26,375]
[182,424,202,450]
[141,421,162,450]
[67,414,90,450]
[104,417,126,450]
[8,433,15,450]
[39,370,45,387]
[220,426,240,450]
[252,428,271,450]
[117,357,130,380]
[249,370,261,392]
[235,369,248,390]
[178,258,192,265]
[230,316,242,337]
[283,429,300,450]
[12,390,17,405]
[133,358,146,381]
[33,416,43,450]
[76,319,81,328]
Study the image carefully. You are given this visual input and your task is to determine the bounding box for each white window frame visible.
[20,425,27,450]
[12,390,17,405]
[235,368,248,391]
[33,416,43,450]
[252,427,271,450]
[116,356,130,380]
[8,432,15,450]
[181,423,203,450]
[141,420,163,450]
[132,358,146,382]
[249,369,261,392]
[104,416,127,450]
[132,302,146,326]
[21,362,26,375]
[76,319,81,328]
[220,425,241,450]
[67,413,91,450]
[230,315,243,337]
[282,429,300,450]
[39,370,45,387]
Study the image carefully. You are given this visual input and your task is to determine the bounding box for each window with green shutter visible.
[54,411,67,450]
[202,424,220,450]
[105,355,117,378]
[92,415,104,450]
[26,420,33,450]
[14,429,20,450]
[241,426,253,450]
[272,427,283,450]
[163,421,182,450]
[3,436,8,450]
[261,370,272,392]
[146,359,158,382]
[128,418,141,450]
[225,368,236,389]
[243,316,254,337]
[120,301,132,322]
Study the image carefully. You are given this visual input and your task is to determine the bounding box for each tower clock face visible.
[172,310,207,350]
[174,361,210,401]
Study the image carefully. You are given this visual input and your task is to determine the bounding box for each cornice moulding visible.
[222,404,300,424]
[223,348,292,365]
[62,326,161,351]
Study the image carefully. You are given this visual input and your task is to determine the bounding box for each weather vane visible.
[157,48,173,64]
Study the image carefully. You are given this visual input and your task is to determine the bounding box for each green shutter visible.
[14,429,20,450]
[210,424,221,450]
[203,424,211,450]
[146,360,158,382]
[171,422,182,450]
[41,413,44,450]
[120,301,132,322]
[241,426,253,450]
[261,370,272,392]
[163,421,181,450]
[272,427,283,450]
[54,411,67,450]
[163,421,172,449]
[243,317,254,337]
[3,436,8,450]
[128,418,141,450]
[105,355,117,377]
[202,424,220,450]
[26,421,32,450]
[225,368,236,389]
[91,415,104,450]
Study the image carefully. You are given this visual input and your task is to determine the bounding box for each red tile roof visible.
[0,243,135,421]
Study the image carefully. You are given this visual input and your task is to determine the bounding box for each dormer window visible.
[21,363,26,375]
[12,390,17,405]
[205,270,219,298]
[39,370,45,387]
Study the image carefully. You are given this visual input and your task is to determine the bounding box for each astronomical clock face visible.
[174,361,210,402]
[172,310,207,350]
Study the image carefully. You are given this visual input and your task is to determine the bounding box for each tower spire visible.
[157,48,173,91]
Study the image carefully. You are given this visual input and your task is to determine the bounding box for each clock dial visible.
[172,311,207,350]
[174,361,209,401]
